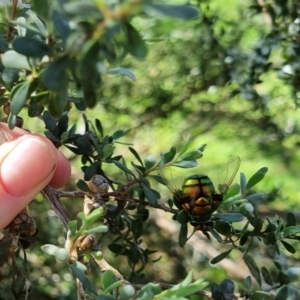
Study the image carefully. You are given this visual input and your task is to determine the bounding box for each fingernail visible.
[0,137,57,196]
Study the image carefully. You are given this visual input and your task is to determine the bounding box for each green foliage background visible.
[1,0,300,299]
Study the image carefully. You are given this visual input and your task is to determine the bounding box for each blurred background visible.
[2,0,300,298]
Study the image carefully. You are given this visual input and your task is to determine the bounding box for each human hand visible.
[0,124,71,229]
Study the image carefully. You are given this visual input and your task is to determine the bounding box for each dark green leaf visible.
[67,220,78,236]
[43,110,57,134]
[76,179,89,192]
[274,285,288,300]
[108,243,124,255]
[208,227,222,242]
[83,87,98,108]
[244,276,252,290]
[2,68,19,86]
[112,129,130,140]
[246,167,268,190]
[243,253,262,286]
[7,113,17,129]
[33,0,49,19]
[141,183,158,206]
[113,160,135,177]
[280,240,296,253]
[12,37,52,58]
[2,50,31,70]
[176,210,190,224]
[52,10,71,43]
[69,261,97,295]
[10,81,31,115]
[214,213,244,222]
[83,162,99,181]
[108,68,136,81]
[41,55,69,91]
[128,246,140,264]
[286,212,296,227]
[129,147,143,166]
[143,3,199,20]
[261,267,273,286]
[240,172,247,196]
[95,119,103,137]
[125,23,148,59]
[178,136,191,157]
[178,223,188,247]
[210,248,233,264]
[144,155,158,170]
[0,39,9,53]
[214,220,231,237]
[28,102,44,117]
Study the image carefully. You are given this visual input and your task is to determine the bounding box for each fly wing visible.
[216,156,241,196]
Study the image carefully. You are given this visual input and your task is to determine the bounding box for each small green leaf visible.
[70,261,97,295]
[67,220,78,236]
[178,135,191,157]
[214,213,244,222]
[224,183,240,199]
[178,223,188,247]
[103,144,116,159]
[214,220,231,237]
[240,172,247,196]
[108,68,136,81]
[10,81,31,115]
[246,167,268,190]
[143,3,199,19]
[95,119,103,137]
[210,248,233,264]
[244,276,252,290]
[41,244,59,256]
[280,240,296,253]
[274,285,288,300]
[125,23,148,59]
[2,50,31,70]
[173,160,197,168]
[261,267,273,286]
[112,129,130,140]
[286,212,296,227]
[176,210,190,224]
[33,0,50,19]
[41,55,69,91]
[13,37,52,58]
[2,68,19,86]
[179,150,203,161]
[52,10,71,43]
[282,225,300,236]
[144,155,158,170]
[163,146,177,164]
[28,102,44,117]
[243,253,262,287]
[129,147,144,166]
[76,179,90,192]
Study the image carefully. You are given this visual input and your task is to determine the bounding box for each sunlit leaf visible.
[261,267,273,286]
[178,223,188,247]
[246,167,268,190]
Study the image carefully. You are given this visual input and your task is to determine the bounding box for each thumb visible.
[0,133,58,229]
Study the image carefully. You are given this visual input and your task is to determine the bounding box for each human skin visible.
[0,123,71,229]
